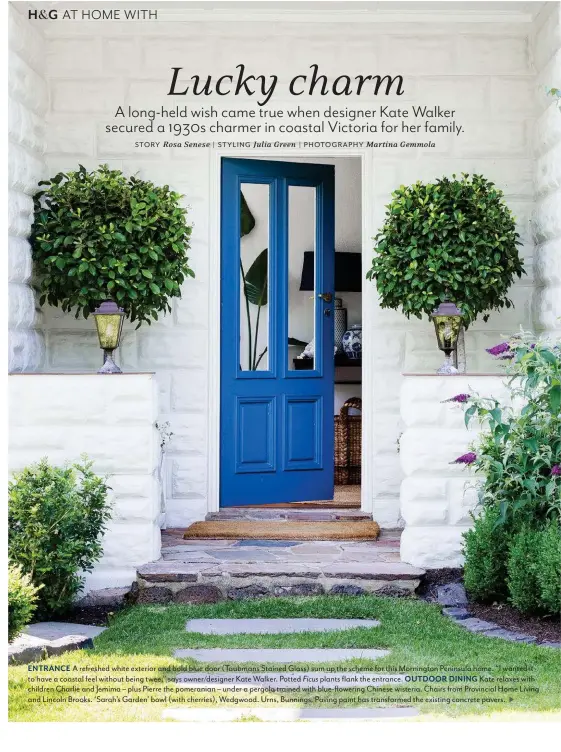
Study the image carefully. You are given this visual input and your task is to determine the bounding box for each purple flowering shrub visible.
[460,333,561,613]
[443,393,471,404]
[458,333,560,526]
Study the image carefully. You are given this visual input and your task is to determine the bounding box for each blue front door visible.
[220,158,335,507]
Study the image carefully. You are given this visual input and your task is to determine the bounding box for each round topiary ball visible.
[367,173,524,325]
[32,164,194,325]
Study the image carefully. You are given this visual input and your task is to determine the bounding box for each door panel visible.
[235,397,276,473]
[220,158,335,507]
[284,396,323,470]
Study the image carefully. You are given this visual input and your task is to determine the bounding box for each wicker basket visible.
[334,397,362,485]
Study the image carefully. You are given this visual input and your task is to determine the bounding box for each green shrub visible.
[461,336,561,529]
[31,164,194,325]
[367,173,524,325]
[535,520,561,615]
[463,504,509,603]
[8,457,111,617]
[507,527,541,614]
[8,563,40,642]
[458,333,560,616]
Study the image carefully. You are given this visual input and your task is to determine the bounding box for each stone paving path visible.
[185,618,380,634]
[173,647,390,662]
[166,616,408,720]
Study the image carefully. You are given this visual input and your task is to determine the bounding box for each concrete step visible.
[206,509,371,521]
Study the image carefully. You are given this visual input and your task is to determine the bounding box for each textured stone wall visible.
[9,374,160,591]
[399,375,510,568]
[532,3,561,336]
[8,5,46,371]
[36,14,536,527]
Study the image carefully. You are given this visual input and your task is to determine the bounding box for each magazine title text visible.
[168,64,405,106]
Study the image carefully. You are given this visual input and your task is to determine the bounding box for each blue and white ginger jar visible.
[342,324,362,359]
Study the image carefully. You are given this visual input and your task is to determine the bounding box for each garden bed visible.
[418,568,561,645]
[467,602,561,645]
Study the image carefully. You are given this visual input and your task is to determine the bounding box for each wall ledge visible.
[9,372,156,376]
[402,372,505,377]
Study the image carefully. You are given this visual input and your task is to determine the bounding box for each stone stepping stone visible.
[185,618,380,635]
[162,707,418,722]
[176,671,405,689]
[173,648,389,662]
[9,622,106,665]
[25,622,106,640]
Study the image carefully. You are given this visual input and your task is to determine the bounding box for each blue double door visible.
[220,158,335,507]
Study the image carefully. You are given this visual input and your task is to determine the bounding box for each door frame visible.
[208,148,374,514]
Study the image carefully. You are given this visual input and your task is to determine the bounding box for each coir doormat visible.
[182,520,381,541]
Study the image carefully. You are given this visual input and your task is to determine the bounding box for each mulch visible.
[418,568,561,645]
[468,602,561,644]
[58,604,126,627]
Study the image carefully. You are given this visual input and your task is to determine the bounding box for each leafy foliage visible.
[240,192,256,237]
[463,504,509,603]
[534,519,561,614]
[460,333,561,614]
[8,563,40,642]
[31,165,194,326]
[506,521,561,615]
[367,174,524,325]
[506,526,542,614]
[547,87,561,110]
[244,248,268,307]
[462,333,561,528]
[9,457,112,617]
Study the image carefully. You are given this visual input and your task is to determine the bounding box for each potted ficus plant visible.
[367,173,525,371]
[31,164,194,372]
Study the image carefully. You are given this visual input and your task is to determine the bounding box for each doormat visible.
[242,485,361,510]
[182,520,381,541]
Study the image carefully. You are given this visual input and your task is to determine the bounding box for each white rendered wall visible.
[8,374,160,591]
[36,13,536,527]
[8,5,46,372]
[532,3,561,337]
[399,375,510,568]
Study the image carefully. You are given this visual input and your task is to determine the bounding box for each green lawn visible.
[9,596,561,722]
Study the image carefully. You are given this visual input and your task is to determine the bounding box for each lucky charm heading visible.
[168,64,405,107]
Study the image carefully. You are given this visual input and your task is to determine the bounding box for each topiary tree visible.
[367,174,524,326]
[31,164,194,326]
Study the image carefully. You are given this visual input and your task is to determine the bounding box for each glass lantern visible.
[93,300,125,374]
[431,301,463,375]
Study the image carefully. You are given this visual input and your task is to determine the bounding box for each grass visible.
[9,595,561,722]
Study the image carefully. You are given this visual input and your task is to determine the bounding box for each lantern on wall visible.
[431,301,463,375]
[93,300,125,374]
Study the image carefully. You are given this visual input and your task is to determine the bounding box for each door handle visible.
[318,292,333,303]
